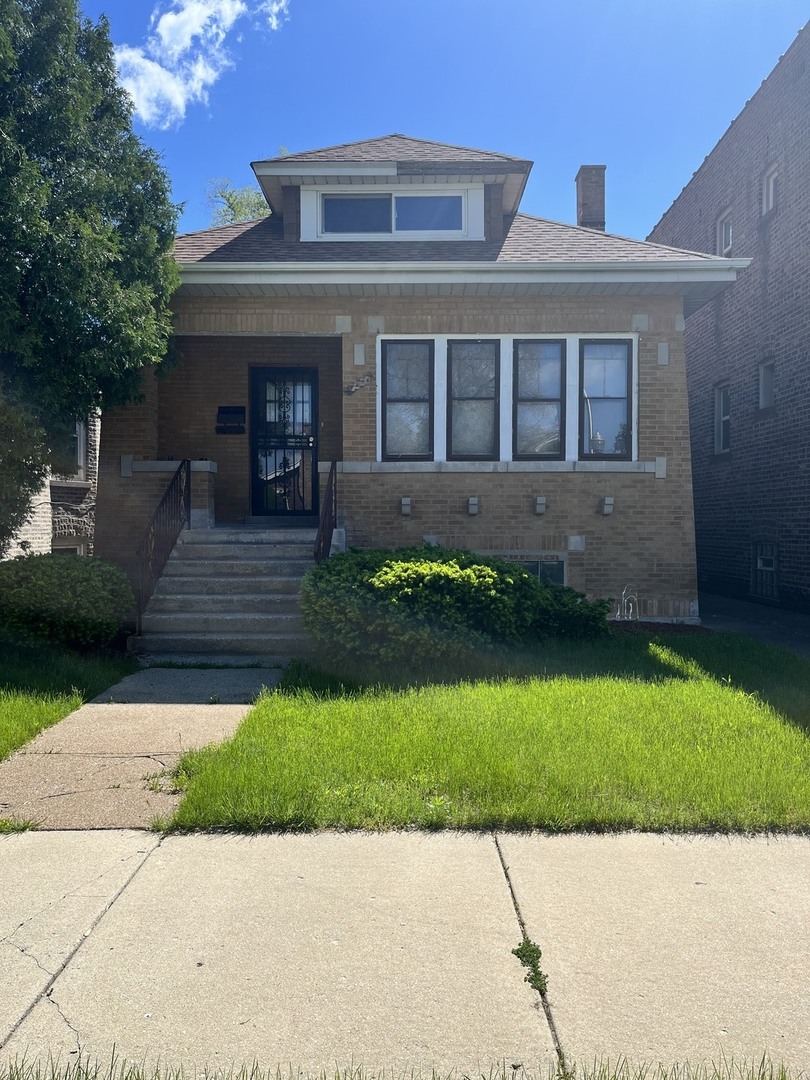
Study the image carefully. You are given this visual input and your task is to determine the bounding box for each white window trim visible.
[300,185,485,242]
[376,333,638,465]
[762,164,779,214]
[716,209,733,256]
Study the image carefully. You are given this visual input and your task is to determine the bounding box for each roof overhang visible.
[177,258,749,313]
[251,160,530,219]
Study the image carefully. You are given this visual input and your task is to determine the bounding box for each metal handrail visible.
[135,459,191,631]
[314,460,337,563]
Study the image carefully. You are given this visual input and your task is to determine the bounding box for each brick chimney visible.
[575,165,606,230]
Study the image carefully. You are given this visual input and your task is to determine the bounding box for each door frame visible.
[249,366,319,517]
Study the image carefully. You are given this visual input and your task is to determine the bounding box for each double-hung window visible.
[579,341,632,459]
[447,340,499,460]
[513,340,565,459]
[381,340,434,460]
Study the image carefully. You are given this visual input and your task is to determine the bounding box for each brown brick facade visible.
[96,292,699,619]
[649,25,810,609]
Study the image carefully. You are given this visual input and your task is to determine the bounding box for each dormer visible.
[251,134,532,244]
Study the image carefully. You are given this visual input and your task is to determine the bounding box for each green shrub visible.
[0,554,134,649]
[301,546,609,667]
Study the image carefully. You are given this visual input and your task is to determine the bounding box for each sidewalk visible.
[1,830,808,1073]
[1,665,809,1073]
[700,591,810,658]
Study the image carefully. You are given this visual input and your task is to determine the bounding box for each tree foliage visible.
[206,177,271,226]
[0,395,48,555]
[0,0,180,424]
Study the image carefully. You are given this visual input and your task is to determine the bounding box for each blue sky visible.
[81,0,808,240]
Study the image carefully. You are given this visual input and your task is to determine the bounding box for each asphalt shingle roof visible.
[174,212,717,265]
[256,134,529,166]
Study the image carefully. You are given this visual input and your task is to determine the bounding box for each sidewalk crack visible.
[493,833,568,1075]
[0,835,163,1053]
[46,988,82,1055]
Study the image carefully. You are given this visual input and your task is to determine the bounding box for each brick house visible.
[6,416,99,559]
[94,135,746,646]
[648,25,809,608]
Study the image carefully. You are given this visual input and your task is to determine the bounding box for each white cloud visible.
[115,0,290,130]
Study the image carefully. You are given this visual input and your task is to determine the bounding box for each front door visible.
[250,368,318,516]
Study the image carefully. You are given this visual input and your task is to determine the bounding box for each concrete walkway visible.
[0,668,279,828]
[0,831,808,1073]
[700,591,810,658]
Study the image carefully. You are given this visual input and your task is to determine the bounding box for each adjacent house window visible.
[579,341,631,459]
[447,340,499,460]
[714,383,731,453]
[382,340,434,460]
[762,165,780,214]
[513,340,565,459]
[717,210,733,256]
[49,419,87,480]
[759,361,775,409]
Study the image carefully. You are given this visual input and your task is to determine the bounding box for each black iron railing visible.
[135,459,191,631]
[314,460,337,563]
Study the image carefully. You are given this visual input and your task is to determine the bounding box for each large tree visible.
[0,0,179,426]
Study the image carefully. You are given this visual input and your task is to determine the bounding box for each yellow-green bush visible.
[301,546,609,666]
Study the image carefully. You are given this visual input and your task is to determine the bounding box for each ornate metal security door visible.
[250,368,318,516]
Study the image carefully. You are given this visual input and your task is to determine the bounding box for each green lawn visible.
[170,631,810,833]
[0,641,137,762]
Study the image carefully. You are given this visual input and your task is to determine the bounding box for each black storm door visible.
[250,368,318,516]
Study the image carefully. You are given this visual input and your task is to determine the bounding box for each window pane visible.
[516,402,561,456]
[583,344,628,397]
[451,400,496,457]
[451,342,498,398]
[322,195,391,233]
[385,343,431,400]
[386,403,430,457]
[395,195,463,231]
[517,342,562,399]
[583,399,629,455]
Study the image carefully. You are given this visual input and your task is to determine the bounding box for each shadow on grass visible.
[286,628,810,736]
[0,638,138,700]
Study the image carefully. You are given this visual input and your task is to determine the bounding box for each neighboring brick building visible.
[5,415,100,559]
[95,134,746,622]
[648,25,810,608]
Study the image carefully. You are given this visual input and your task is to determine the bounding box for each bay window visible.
[379,335,635,464]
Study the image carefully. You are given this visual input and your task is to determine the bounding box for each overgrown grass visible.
[0,640,137,761]
[0,1058,805,1080]
[170,631,810,833]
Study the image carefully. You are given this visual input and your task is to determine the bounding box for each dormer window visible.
[300,186,484,241]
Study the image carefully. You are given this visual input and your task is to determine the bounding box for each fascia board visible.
[179,258,750,288]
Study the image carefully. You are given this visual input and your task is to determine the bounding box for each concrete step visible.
[180,527,317,544]
[132,633,311,657]
[141,612,306,635]
[161,558,313,578]
[171,542,315,561]
[147,593,301,614]
[153,575,303,596]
